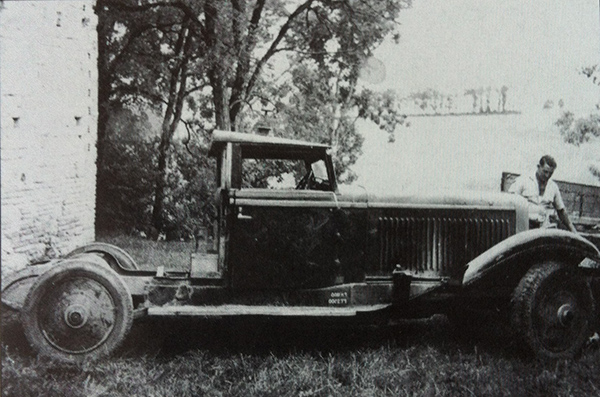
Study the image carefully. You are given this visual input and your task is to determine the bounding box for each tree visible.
[97,0,411,234]
[556,112,600,146]
[556,65,600,181]
[410,90,432,113]
[500,85,508,113]
[477,87,484,113]
[97,1,210,232]
[581,65,600,87]
[464,89,478,113]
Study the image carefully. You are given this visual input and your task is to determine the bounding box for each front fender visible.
[463,229,600,288]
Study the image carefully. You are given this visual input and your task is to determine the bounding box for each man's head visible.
[536,155,557,183]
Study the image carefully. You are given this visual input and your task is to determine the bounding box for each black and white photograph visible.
[1,0,599,395]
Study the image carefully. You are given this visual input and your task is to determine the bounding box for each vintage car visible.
[3,130,600,363]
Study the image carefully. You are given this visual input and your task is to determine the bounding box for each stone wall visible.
[1,1,98,274]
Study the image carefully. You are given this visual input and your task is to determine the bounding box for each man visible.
[509,155,577,233]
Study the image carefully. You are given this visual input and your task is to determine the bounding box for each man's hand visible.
[557,208,578,233]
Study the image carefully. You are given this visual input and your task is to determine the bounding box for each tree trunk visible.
[151,21,193,233]
[204,0,232,131]
[211,73,232,131]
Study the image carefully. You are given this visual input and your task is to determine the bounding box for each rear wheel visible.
[21,261,133,364]
[511,261,594,359]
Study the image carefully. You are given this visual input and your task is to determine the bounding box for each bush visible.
[96,140,158,234]
[555,111,600,184]
[555,111,600,146]
[96,140,216,239]
[161,144,217,240]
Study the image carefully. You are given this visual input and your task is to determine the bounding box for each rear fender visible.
[65,242,139,272]
[462,229,600,290]
[1,254,111,311]
[1,261,57,311]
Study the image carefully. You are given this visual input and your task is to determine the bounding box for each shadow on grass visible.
[1,309,34,357]
[115,313,525,361]
[5,307,595,363]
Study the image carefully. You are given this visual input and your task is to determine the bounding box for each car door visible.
[228,188,369,290]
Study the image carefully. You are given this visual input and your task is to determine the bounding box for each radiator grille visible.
[377,214,514,277]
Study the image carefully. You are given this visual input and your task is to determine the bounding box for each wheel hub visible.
[38,276,117,354]
[64,305,88,329]
[557,304,575,327]
[532,278,593,355]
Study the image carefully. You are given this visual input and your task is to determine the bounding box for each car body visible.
[3,130,600,363]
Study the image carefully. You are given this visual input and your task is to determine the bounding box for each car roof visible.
[208,130,330,160]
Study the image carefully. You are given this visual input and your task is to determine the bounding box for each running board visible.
[147,304,391,318]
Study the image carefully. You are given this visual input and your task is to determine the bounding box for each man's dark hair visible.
[539,155,557,168]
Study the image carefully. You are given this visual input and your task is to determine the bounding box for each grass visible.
[3,313,599,396]
[2,234,600,396]
[97,234,194,271]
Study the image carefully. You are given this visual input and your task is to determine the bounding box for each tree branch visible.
[229,0,267,124]
[244,0,314,102]
[99,0,207,38]
[184,82,209,97]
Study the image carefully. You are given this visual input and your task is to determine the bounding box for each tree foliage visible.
[96,0,411,236]
[555,65,600,182]
[97,137,216,238]
[556,112,600,146]
[581,65,600,88]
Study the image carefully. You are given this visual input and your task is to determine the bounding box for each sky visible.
[369,0,600,113]
[352,0,600,191]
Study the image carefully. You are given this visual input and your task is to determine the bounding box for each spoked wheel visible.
[21,260,133,364]
[511,261,595,360]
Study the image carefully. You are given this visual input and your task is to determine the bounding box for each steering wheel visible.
[296,170,313,190]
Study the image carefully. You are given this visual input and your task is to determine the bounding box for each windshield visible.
[241,158,304,189]
[240,157,332,191]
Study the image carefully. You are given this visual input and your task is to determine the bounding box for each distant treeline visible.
[399,86,514,116]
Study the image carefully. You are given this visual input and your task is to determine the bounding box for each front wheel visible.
[21,260,133,364]
[511,261,595,360]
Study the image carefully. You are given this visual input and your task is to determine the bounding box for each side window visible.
[311,160,328,181]
[304,159,331,190]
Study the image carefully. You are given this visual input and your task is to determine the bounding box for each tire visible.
[21,261,133,364]
[511,261,595,360]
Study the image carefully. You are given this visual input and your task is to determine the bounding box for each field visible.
[2,235,600,397]
[353,111,600,193]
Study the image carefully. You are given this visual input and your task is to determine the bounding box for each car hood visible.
[232,186,528,215]
[339,185,528,210]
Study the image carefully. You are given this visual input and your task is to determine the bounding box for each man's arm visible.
[508,177,523,195]
[557,208,578,233]
[552,183,577,233]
